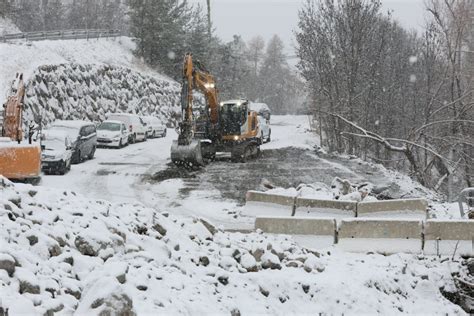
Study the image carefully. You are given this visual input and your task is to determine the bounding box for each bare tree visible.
[296,0,473,196]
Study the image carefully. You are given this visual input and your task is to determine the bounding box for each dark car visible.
[48,120,97,164]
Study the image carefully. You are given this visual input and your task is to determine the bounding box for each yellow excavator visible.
[0,73,41,182]
[171,53,261,166]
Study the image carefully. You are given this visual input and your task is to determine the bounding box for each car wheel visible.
[152,131,156,138]
[88,146,96,160]
[162,129,167,137]
[72,150,81,164]
[118,139,123,148]
[59,161,66,175]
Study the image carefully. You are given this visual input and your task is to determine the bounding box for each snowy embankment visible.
[0,177,468,315]
[0,37,181,126]
[0,17,20,36]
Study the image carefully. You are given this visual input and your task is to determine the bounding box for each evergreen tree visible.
[259,34,291,113]
[246,35,265,101]
[0,0,13,18]
[128,0,191,77]
[185,5,211,66]
[42,0,64,31]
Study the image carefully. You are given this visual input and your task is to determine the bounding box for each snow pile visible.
[23,63,180,126]
[0,177,467,314]
[0,17,20,36]
[265,178,377,202]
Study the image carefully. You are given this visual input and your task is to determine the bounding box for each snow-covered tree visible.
[260,35,292,113]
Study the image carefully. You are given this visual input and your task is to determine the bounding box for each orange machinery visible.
[171,53,261,166]
[0,73,41,182]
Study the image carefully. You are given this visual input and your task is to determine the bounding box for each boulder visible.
[0,254,16,277]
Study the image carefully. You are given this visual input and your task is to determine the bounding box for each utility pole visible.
[206,0,212,37]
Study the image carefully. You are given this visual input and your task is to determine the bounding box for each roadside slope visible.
[0,37,181,125]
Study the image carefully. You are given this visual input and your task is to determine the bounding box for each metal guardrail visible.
[459,187,474,218]
[1,29,121,43]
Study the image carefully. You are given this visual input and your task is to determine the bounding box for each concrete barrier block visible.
[255,216,336,248]
[241,201,293,218]
[295,197,356,218]
[338,219,423,254]
[246,191,295,207]
[424,220,474,256]
[357,199,427,219]
[255,216,336,235]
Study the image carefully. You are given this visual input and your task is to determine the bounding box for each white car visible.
[258,116,271,143]
[142,116,167,138]
[250,102,271,120]
[106,113,147,143]
[41,131,73,175]
[96,120,129,148]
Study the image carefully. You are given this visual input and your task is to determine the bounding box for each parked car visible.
[141,116,167,138]
[41,131,72,175]
[106,113,147,143]
[250,102,271,120]
[96,120,129,148]
[258,116,271,143]
[48,120,97,164]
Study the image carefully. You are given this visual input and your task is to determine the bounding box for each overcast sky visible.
[190,0,427,55]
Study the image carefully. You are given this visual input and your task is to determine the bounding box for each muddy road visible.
[144,147,402,204]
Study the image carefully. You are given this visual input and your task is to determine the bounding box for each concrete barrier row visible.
[245,190,428,219]
[255,216,474,256]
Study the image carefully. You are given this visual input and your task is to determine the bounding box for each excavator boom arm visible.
[2,73,25,142]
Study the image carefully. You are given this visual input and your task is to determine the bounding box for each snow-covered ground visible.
[0,17,20,36]
[38,115,463,234]
[0,177,468,315]
[1,32,470,314]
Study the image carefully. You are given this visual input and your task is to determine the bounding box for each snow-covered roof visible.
[51,120,92,129]
[221,99,248,105]
[107,113,138,118]
[250,102,271,113]
[100,120,123,125]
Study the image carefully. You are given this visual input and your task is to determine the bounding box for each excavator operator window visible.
[221,103,244,135]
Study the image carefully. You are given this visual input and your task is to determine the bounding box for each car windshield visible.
[48,126,79,142]
[98,122,120,131]
[43,137,65,151]
[42,129,68,151]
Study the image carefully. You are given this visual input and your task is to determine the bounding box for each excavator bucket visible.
[170,139,204,167]
[0,140,41,182]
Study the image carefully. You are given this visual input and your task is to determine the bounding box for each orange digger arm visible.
[2,73,25,142]
[182,54,219,125]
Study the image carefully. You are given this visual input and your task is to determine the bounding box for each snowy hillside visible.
[24,63,180,125]
[0,37,181,125]
[0,177,467,315]
[0,17,20,36]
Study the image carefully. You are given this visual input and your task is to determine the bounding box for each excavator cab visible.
[220,100,248,136]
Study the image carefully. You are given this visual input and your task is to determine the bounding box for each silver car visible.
[97,120,129,148]
[142,115,167,138]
